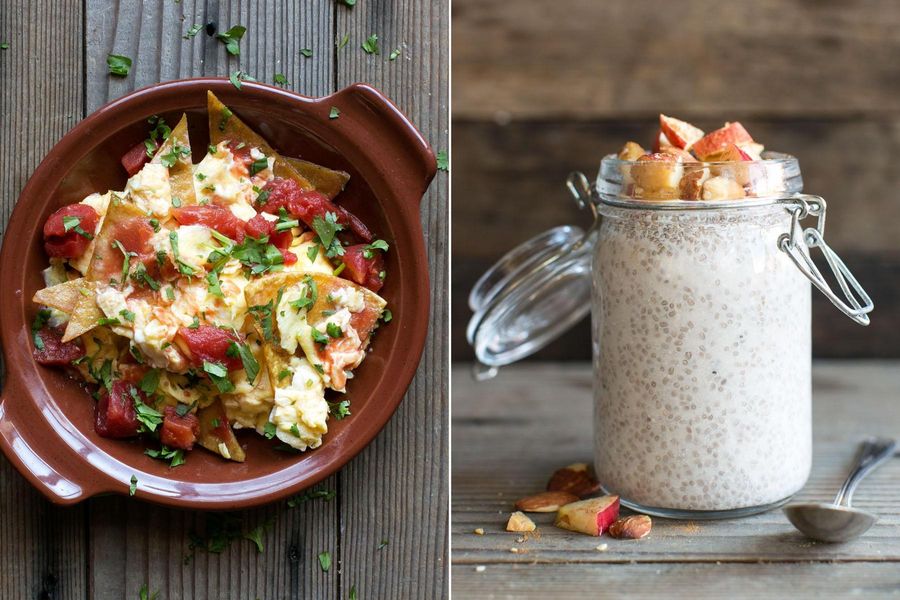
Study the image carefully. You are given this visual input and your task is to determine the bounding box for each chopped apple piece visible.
[554,495,620,536]
[704,143,752,162]
[691,122,754,160]
[506,511,537,532]
[701,175,745,200]
[659,146,697,162]
[617,141,645,161]
[651,130,673,152]
[738,142,765,160]
[678,168,708,200]
[659,114,704,150]
[629,153,682,199]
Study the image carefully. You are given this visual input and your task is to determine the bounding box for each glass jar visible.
[467,153,873,518]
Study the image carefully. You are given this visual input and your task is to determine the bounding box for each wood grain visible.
[451,118,900,361]
[451,362,900,595]
[451,563,900,600]
[0,1,87,599]
[0,0,446,598]
[452,0,900,120]
[336,1,449,598]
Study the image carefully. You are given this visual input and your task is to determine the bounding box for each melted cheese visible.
[126,163,172,217]
[269,357,328,451]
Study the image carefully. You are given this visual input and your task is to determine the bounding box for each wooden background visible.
[452,0,900,361]
[0,1,448,598]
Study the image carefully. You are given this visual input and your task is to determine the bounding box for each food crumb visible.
[510,547,519,554]
[516,537,525,543]
[595,543,608,551]
[473,528,484,535]
[475,565,486,573]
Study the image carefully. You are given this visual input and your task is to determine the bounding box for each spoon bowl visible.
[784,502,878,543]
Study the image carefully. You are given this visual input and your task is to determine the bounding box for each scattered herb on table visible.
[318,551,332,572]
[274,73,288,86]
[436,150,449,172]
[129,475,138,496]
[390,48,401,60]
[216,25,246,56]
[286,487,336,508]
[107,54,132,77]
[329,106,340,120]
[361,34,379,54]
[184,24,202,39]
[337,34,350,50]
[300,48,313,58]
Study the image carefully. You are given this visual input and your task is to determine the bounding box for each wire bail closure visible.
[778,195,873,326]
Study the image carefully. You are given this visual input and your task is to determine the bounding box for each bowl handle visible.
[0,378,93,504]
[325,84,438,203]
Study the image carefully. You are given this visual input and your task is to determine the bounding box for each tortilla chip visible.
[33,278,87,314]
[151,114,197,206]
[283,157,349,199]
[263,343,294,391]
[62,282,104,342]
[197,398,246,462]
[207,90,314,190]
[84,198,147,282]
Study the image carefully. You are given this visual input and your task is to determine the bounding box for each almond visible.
[506,511,536,533]
[547,463,601,497]
[608,515,652,540]
[515,491,580,513]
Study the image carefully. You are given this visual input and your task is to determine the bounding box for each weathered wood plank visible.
[0,1,87,599]
[451,362,900,570]
[451,562,900,599]
[336,1,449,598]
[84,2,340,599]
[452,0,900,119]
[451,118,900,360]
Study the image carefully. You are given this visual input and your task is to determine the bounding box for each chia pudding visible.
[592,202,811,513]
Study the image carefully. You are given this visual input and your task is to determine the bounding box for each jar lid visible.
[467,224,595,372]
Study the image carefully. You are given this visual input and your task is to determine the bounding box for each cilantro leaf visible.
[311,212,344,257]
[184,24,202,39]
[216,25,246,56]
[300,48,313,58]
[273,73,288,86]
[129,475,138,496]
[228,341,260,384]
[390,48,401,60]
[203,361,234,393]
[286,487,336,508]
[436,150,449,172]
[361,34,379,54]
[107,54,132,77]
[263,421,277,439]
[318,551,332,572]
[328,399,351,420]
[31,308,52,351]
[362,239,388,259]
[139,369,161,394]
[329,106,340,119]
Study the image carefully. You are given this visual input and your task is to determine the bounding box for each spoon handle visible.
[833,437,897,507]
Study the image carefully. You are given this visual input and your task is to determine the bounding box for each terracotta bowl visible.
[0,78,435,508]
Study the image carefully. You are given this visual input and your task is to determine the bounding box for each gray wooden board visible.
[452,0,900,119]
[0,1,88,599]
[0,0,448,598]
[451,362,900,595]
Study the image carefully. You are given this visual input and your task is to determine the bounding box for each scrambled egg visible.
[270,356,328,451]
[126,163,172,217]
[192,142,273,221]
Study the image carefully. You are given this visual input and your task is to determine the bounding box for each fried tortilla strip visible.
[62,282,103,342]
[197,398,246,462]
[151,113,197,205]
[283,156,349,199]
[63,199,146,341]
[263,343,294,391]
[207,90,314,190]
[32,278,87,314]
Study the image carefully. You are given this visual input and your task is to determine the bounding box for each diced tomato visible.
[160,406,200,450]
[280,248,298,265]
[172,205,245,242]
[341,245,385,292]
[121,139,157,177]
[43,204,100,259]
[32,325,85,366]
[244,213,292,249]
[260,177,373,242]
[94,380,141,438]
[91,217,156,282]
[226,140,253,167]
[175,325,243,370]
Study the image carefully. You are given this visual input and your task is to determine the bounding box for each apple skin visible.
[703,143,752,162]
[659,114,704,150]
[554,495,621,536]
[691,122,754,160]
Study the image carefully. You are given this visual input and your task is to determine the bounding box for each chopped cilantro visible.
[300,48,313,58]
[311,328,329,345]
[107,54,132,77]
[31,309,52,350]
[145,446,186,468]
[329,106,340,119]
[62,215,94,240]
[208,144,218,155]
[249,155,269,176]
[139,369,161,394]
[0,43,8,50]
[306,244,319,262]
[311,211,345,257]
[349,585,358,600]
[144,116,171,157]
[138,583,160,600]
[184,24,203,39]
[363,239,389,259]
[337,33,350,49]
[189,315,200,329]
[129,475,138,496]
[149,218,160,232]
[169,231,196,276]
[206,269,224,298]
[112,239,135,285]
[164,286,175,301]
[227,341,260,384]
[382,309,393,323]
[131,263,161,291]
[132,395,163,433]
[119,309,136,322]
[332,263,346,276]
[263,421,277,439]
[175,401,197,417]
[390,48,401,60]
[290,423,302,438]
[243,521,269,553]
[160,143,190,168]
[229,70,255,90]
[231,235,285,275]
[436,150,449,172]
[273,73,288,85]
[203,361,234,393]
[216,25,246,56]
[318,551,332,572]
[361,34,379,54]
[286,487,336,507]
[218,106,233,131]
[328,399,351,420]
[337,0,357,5]
[326,322,343,338]
[378,539,389,550]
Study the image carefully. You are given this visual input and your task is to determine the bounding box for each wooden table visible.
[452,362,900,599]
[0,2,447,598]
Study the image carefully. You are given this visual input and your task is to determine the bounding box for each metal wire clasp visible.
[778,195,873,326]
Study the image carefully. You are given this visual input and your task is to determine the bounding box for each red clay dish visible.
[0,78,436,508]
